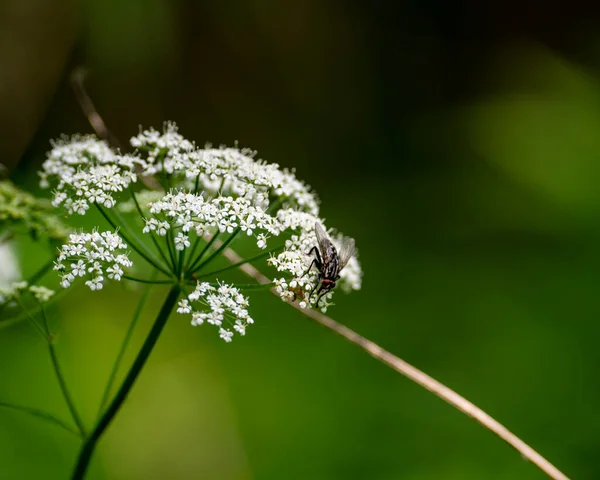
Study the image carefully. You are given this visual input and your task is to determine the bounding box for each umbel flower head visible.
[0,280,55,307]
[54,230,132,290]
[41,123,363,341]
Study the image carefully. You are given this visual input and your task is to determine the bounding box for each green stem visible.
[0,259,56,319]
[70,285,181,480]
[166,229,177,271]
[40,306,87,437]
[193,174,200,194]
[184,235,204,271]
[193,282,274,291]
[187,230,220,273]
[194,244,284,280]
[0,401,81,437]
[122,275,174,285]
[192,228,241,273]
[1,286,70,331]
[96,277,155,418]
[177,250,185,278]
[129,188,172,270]
[28,258,55,285]
[14,298,47,338]
[95,204,172,277]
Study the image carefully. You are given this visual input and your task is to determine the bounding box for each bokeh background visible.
[2,0,600,478]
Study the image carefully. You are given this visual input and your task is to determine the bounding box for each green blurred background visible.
[2,0,600,478]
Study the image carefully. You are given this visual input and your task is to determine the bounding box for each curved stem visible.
[129,188,172,270]
[184,235,203,271]
[194,244,284,280]
[187,230,220,273]
[176,250,185,278]
[165,229,177,271]
[0,401,81,437]
[122,275,174,285]
[192,228,240,274]
[28,258,55,284]
[96,277,156,417]
[70,285,181,480]
[14,298,47,339]
[218,243,570,480]
[40,306,87,437]
[1,286,70,331]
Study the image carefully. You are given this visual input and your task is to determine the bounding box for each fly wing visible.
[314,222,335,264]
[337,237,355,270]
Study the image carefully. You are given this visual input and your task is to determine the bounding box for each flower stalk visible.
[70,284,181,480]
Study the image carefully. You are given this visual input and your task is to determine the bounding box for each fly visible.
[305,222,355,306]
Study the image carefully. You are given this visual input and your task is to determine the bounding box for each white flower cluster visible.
[131,123,319,214]
[143,191,281,250]
[40,135,143,215]
[177,281,254,342]
[184,147,319,214]
[54,230,132,290]
[130,122,194,175]
[0,281,55,306]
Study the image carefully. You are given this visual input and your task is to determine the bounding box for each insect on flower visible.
[306,222,356,306]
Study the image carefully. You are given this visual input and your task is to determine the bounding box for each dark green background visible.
[2,1,600,478]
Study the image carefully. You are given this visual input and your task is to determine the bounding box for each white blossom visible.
[143,191,281,250]
[179,281,254,341]
[174,232,190,251]
[130,122,195,175]
[39,135,144,215]
[54,230,132,290]
[130,123,319,215]
[219,328,234,342]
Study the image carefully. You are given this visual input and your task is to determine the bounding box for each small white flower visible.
[256,233,268,249]
[191,312,204,326]
[219,328,234,343]
[233,320,246,336]
[71,260,86,277]
[107,264,124,280]
[177,299,192,314]
[174,232,190,251]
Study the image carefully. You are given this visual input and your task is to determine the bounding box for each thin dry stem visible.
[218,242,570,480]
[70,68,120,148]
[70,74,569,480]
[70,67,162,190]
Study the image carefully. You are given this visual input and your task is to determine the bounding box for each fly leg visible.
[305,271,322,300]
[302,246,321,278]
[315,287,329,307]
[302,246,322,302]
